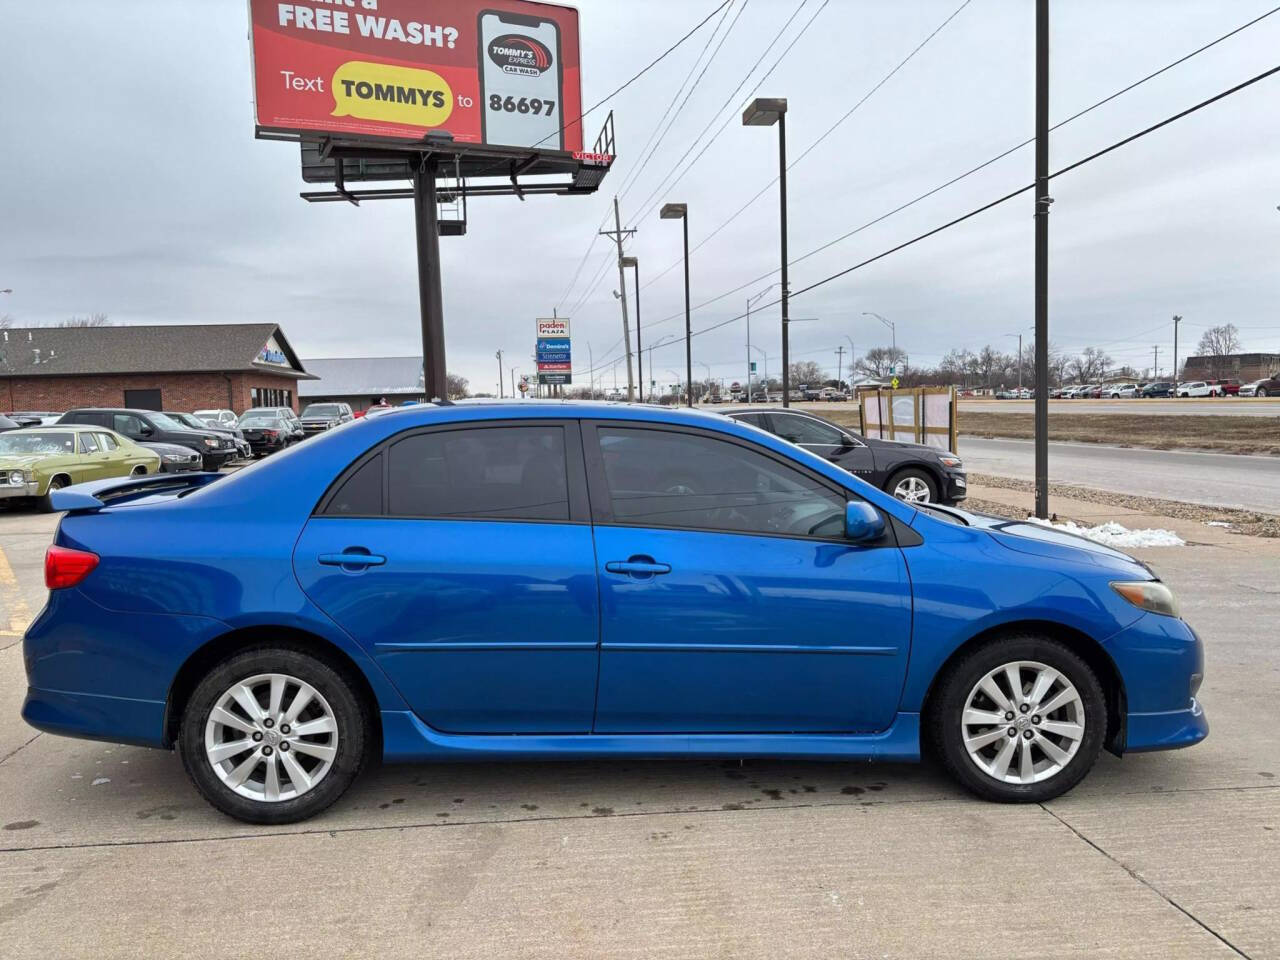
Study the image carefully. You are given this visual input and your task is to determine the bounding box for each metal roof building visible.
[299,357,425,411]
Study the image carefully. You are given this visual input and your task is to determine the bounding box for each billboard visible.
[535,317,570,385]
[249,0,584,151]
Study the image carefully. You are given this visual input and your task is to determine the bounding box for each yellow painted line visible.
[0,543,33,638]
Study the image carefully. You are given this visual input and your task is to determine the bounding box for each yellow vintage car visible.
[0,426,161,510]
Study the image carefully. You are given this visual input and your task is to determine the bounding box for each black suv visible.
[725,408,967,505]
[58,409,238,470]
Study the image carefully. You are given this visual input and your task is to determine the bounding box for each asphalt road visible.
[961,436,1280,515]
[2,507,1278,958]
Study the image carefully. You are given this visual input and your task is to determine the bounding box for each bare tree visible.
[856,346,908,379]
[58,312,111,327]
[0,314,12,329]
[445,372,469,399]
[1068,346,1113,383]
[787,360,824,386]
[1194,324,1242,378]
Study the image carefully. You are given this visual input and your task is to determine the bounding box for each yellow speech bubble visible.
[331,61,453,128]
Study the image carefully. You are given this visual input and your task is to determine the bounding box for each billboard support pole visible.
[414,157,448,401]
[1033,0,1051,519]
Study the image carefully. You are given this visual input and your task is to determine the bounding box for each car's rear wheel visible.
[887,467,938,504]
[178,646,368,824]
[1259,387,1270,397]
[931,635,1106,802]
[131,465,147,476]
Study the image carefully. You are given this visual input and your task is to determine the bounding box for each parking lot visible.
[2,499,1277,958]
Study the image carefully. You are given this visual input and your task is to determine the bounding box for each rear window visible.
[325,454,384,516]
[387,426,569,521]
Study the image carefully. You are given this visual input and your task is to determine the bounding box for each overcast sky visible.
[3,0,1278,393]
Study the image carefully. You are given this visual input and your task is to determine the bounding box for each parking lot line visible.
[0,543,32,638]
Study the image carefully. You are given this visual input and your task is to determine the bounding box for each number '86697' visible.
[488,94,555,116]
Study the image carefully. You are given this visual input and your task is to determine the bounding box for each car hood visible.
[0,453,63,469]
[139,442,197,456]
[926,505,1150,575]
[863,437,944,458]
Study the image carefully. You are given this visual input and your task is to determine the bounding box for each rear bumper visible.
[22,686,167,749]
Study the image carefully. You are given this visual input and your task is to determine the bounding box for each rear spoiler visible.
[51,472,224,513]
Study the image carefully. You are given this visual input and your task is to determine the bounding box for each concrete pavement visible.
[960,436,1280,515]
[1,507,1277,958]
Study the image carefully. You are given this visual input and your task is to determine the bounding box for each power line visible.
[616,0,748,200]
[638,4,1280,303]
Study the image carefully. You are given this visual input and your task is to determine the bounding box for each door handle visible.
[605,558,671,577]
[318,550,386,568]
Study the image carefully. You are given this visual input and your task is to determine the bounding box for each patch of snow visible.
[91,777,111,786]
[1025,517,1185,548]
[1206,521,1232,528]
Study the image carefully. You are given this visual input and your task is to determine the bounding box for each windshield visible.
[240,416,282,428]
[166,413,201,428]
[302,404,341,417]
[0,432,77,455]
[146,412,190,432]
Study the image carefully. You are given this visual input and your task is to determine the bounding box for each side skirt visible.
[380,711,921,764]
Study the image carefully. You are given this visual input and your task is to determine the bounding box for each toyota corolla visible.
[22,402,1206,823]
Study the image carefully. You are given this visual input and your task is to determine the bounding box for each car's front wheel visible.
[931,635,1106,802]
[179,646,368,824]
[887,467,938,504]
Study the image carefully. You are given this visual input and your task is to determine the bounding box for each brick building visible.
[1182,352,1280,382]
[0,323,313,414]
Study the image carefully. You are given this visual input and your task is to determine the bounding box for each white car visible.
[1239,380,1264,397]
[194,408,239,429]
[1176,381,1212,398]
[1106,383,1138,398]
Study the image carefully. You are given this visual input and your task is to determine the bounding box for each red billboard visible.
[249,1,584,151]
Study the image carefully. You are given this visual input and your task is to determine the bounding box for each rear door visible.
[584,422,911,734]
[765,411,877,483]
[293,420,602,734]
[75,431,112,482]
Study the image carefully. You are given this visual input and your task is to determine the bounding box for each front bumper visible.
[1105,612,1208,753]
[944,471,967,502]
[0,479,40,499]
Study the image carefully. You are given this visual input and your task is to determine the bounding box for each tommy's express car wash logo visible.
[487,34,553,76]
[331,61,454,128]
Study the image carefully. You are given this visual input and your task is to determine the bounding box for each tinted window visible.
[326,454,384,516]
[388,426,569,521]
[79,433,100,453]
[596,427,846,538]
[730,413,769,429]
[770,413,845,446]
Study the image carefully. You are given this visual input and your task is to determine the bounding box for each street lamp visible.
[659,203,692,407]
[495,349,504,399]
[863,311,896,354]
[1005,333,1023,390]
[743,97,790,406]
[620,255,641,402]
[749,345,768,400]
[746,285,775,403]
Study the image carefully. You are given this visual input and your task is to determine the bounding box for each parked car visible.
[193,409,240,431]
[240,407,305,443]
[1105,383,1138,398]
[1176,381,1212,398]
[238,411,299,457]
[164,411,251,459]
[23,402,1207,823]
[1215,378,1241,396]
[819,387,847,401]
[7,411,64,427]
[140,441,203,474]
[0,426,159,510]
[725,408,966,505]
[0,415,19,433]
[58,409,238,470]
[1141,381,1175,398]
[1241,374,1280,397]
[299,403,354,436]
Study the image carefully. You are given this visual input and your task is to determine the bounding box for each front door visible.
[293,421,601,734]
[765,411,877,482]
[584,423,911,734]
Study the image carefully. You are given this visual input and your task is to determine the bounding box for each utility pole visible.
[835,345,844,387]
[1172,314,1182,394]
[1032,0,1051,519]
[495,349,504,398]
[599,197,637,401]
[1152,344,1159,378]
[587,342,594,399]
[510,366,517,399]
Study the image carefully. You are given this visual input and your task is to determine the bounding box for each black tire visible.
[131,465,147,476]
[178,645,368,824]
[930,634,1106,803]
[39,475,70,513]
[886,466,938,504]
[1258,387,1269,398]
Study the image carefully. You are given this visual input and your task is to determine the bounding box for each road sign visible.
[891,376,900,389]
[538,372,570,385]
[750,361,757,373]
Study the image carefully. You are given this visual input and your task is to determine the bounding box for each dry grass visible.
[956,412,1280,456]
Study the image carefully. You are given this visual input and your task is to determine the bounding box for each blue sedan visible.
[22,402,1207,823]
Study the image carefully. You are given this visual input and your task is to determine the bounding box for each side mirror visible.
[839,433,855,450]
[844,501,885,543]
[138,424,154,436]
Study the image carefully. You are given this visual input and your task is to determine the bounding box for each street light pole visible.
[1033,0,1051,519]
[743,98,790,406]
[1006,333,1023,390]
[746,286,774,401]
[659,203,692,407]
[496,349,504,399]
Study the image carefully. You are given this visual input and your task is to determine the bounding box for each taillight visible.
[45,545,99,589]
[264,429,278,438]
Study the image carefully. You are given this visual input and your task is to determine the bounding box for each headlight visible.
[938,455,962,468]
[163,453,184,462]
[8,470,24,484]
[202,438,217,448]
[1111,581,1180,618]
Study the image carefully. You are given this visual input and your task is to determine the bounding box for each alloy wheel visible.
[893,476,932,503]
[960,660,1084,785]
[204,673,338,802]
